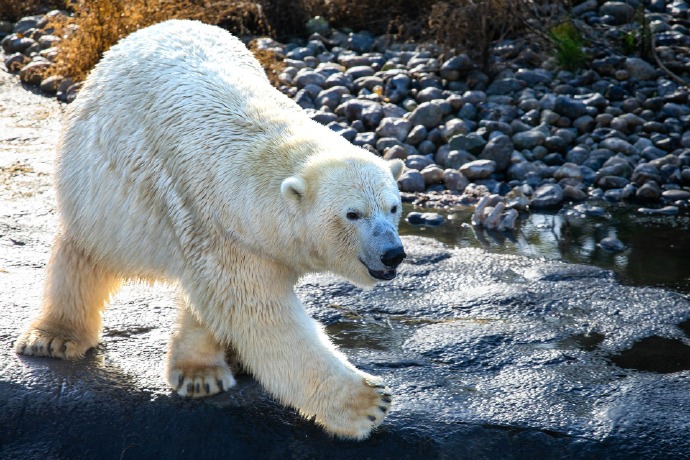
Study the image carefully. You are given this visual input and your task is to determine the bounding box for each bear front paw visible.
[168,363,236,398]
[315,375,392,440]
[15,328,92,359]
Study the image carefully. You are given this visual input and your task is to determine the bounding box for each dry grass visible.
[5,0,567,82]
[48,0,272,81]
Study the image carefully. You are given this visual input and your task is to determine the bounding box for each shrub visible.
[549,20,587,70]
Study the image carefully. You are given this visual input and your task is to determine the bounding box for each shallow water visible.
[400,201,690,294]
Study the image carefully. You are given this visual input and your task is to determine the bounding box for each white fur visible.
[15,20,404,440]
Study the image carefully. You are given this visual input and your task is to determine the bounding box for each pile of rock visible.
[1,11,81,102]
[4,1,690,223]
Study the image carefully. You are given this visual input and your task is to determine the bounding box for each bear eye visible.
[346,211,360,221]
[391,205,398,214]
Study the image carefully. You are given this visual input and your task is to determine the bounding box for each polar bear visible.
[14,20,406,440]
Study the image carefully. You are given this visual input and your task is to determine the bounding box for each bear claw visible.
[169,364,236,398]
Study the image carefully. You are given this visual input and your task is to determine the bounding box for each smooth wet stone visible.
[459,159,496,180]
[376,117,412,142]
[398,170,426,192]
[625,57,657,81]
[638,206,680,215]
[449,134,487,156]
[598,237,625,252]
[406,212,445,226]
[478,135,512,171]
[530,184,564,208]
[408,102,443,128]
[662,189,690,201]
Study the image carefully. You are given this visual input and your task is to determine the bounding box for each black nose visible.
[381,246,406,268]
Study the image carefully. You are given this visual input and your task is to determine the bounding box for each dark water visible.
[400,201,690,294]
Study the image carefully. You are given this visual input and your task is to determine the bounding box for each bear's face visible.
[282,157,405,287]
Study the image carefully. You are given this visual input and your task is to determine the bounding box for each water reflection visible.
[400,202,690,293]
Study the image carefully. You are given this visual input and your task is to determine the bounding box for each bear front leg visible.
[15,234,121,359]
[221,293,392,440]
[166,297,236,398]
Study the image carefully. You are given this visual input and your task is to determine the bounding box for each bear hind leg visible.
[166,297,236,398]
[15,234,121,359]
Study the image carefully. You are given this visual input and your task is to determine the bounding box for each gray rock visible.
[599,237,626,252]
[638,205,679,215]
[479,135,513,171]
[383,145,408,161]
[376,117,412,142]
[554,96,588,119]
[625,57,657,81]
[406,212,445,226]
[398,170,425,192]
[347,31,374,53]
[597,176,630,190]
[572,0,598,15]
[449,133,486,155]
[636,182,661,201]
[530,184,564,208]
[416,87,444,103]
[486,78,522,96]
[420,165,445,186]
[306,16,330,35]
[515,69,553,86]
[445,150,477,170]
[439,54,473,81]
[459,159,496,180]
[293,69,326,88]
[417,140,436,155]
[554,163,583,181]
[405,125,427,146]
[662,189,690,201]
[353,132,377,147]
[599,1,636,25]
[632,164,661,185]
[385,74,411,103]
[599,137,638,156]
[513,129,546,150]
[346,65,375,80]
[444,169,469,192]
[405,155,434,171]
[440,119,468,141]
[408,102,444,128]
[563,185,587,201]
[336,99,383,129]
[508,161,538,181]
[326,122,356,142]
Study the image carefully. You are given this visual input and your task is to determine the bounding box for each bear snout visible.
[381,246,406,269]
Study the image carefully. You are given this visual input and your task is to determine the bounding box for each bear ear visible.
[388,159,405,180]
[281,176,307,204]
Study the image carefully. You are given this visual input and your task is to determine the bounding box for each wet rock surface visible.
[3,60,690,459]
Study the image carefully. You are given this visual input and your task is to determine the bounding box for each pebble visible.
[530,184,564,208]
[406,212,445,226]
[599,237,626,252]
[459,160,496,180]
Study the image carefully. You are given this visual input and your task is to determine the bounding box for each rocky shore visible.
[3,1,690,227]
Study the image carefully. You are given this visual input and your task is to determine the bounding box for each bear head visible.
[281,154,406,288]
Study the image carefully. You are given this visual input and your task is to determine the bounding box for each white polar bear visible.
[14,20,407,440]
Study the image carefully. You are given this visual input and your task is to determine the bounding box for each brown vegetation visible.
[5,1,567,82]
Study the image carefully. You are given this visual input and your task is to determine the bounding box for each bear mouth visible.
[361,259,397,281]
